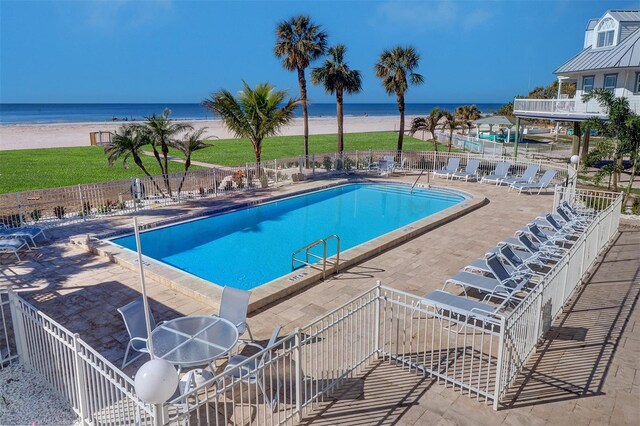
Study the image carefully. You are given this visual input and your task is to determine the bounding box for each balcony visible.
[513,98,608,121]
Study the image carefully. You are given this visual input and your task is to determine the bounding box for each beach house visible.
[513,9,640,152]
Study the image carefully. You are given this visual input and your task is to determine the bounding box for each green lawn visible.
[0,132,449,193]
[176,132,444,165]
[0,147,203,193]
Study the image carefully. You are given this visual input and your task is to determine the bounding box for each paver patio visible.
[1,175,638,424]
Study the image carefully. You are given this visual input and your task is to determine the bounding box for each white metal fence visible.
[0,150,572,229]
[495,187,622,405]
[1,290,155,425]
[1,188,621,424]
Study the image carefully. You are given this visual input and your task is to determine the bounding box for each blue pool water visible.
[111,184,465,289]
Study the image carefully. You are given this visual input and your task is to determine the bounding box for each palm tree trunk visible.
[161,142,173,196]
[177,157,191,194]
[448,129,453,152]
[336,90,344,152]
[431,131,438,153]
[297,67,310,162]
[253,140,262,178]
[133,155,165,196]
[396,93,405,153]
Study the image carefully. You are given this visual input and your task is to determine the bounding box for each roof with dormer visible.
[555,12,640,74]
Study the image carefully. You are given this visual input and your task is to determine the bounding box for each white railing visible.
[495,188,623,405]
[0,150,572,229]
[513,98,610,117]
[0,184,622,423]
[2,290,156,425]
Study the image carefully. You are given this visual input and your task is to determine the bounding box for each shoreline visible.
[0,116,418,151]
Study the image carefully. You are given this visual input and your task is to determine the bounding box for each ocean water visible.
[111,183,465,289]
[0,102,503,124]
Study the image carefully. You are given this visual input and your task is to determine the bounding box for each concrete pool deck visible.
[1,175,638,424]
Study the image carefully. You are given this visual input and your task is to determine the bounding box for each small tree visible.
[104,126,165,195]
[133,109,193,195]
[203,82,300,174]
[409,108,444,152]
[582,89,639,192]
[442,111,460,152]
[169,128,214,193]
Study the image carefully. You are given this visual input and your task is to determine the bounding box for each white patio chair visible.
[221,325,282,412]
[216,287,253,342]
[118,297,160,368]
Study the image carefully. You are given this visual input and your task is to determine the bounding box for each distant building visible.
[514,10,640,121]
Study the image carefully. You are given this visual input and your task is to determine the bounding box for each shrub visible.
[231,170,245,189]
[224,180,234,191]
[81,201,92,216]
[1,213,24,228]
[631,198,640,215]
[343,157,354,171]
[53,206,66,219]
[30,209,42,222]
[322,156,332,171]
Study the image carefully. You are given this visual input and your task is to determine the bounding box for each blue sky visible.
[1,0,637,104]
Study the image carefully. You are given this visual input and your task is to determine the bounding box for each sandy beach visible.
[0,116,416,151]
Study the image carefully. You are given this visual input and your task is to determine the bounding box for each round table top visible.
[150,315,239,368]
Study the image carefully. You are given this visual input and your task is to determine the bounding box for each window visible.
[604,74,617,93]
[597,30,615,47]
[635,73,640,94]
[596,18,615,48]
[582,76,595,93]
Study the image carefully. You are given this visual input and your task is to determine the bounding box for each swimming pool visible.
[111,183,466,290]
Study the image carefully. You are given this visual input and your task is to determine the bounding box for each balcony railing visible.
[513,98,607,118]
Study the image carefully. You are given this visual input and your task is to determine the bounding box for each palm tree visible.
[169,128,214,193]
[409,108,444,152]
[202,82,300,172]
[455,105,482,135]
[274,15,328,160]
[442,111,460,152]
[136,108,193,195]
[311,44,362,152]
[104,126,165,195]
[374,46,424,153]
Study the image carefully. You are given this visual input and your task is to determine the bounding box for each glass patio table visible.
[149,315,239,369]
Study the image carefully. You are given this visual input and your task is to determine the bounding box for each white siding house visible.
[514,10,640,121]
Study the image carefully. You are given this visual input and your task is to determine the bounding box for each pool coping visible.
[74,179,487,313]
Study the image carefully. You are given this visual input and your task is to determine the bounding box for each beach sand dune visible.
[0,116,414,151]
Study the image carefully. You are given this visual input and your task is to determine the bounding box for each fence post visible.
[78,185,87,222]
[73,334,88,423]
[245,163,250,188]
[294,328,303,422]
[374,281,381,358]
[311,155,315,176]
[8,289,29,367]
[492,316,507,411]
[355,150,359,169]
[16,192,24,227]
[213,169,218,197]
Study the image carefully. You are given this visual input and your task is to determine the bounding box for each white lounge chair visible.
[500,164,539,186]
[0,238,30,261]
[509,170,556,194]
[433,157,460,179]
[0,225,46,247]
[215,287,253,342]
[420,290,503,321]
[450,159,481,181]
[446,254,530,299]
[480,161,511,185]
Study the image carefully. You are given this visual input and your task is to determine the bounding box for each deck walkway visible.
[0,176,638,424]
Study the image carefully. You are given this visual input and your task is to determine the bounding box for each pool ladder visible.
[291,234,341,279]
